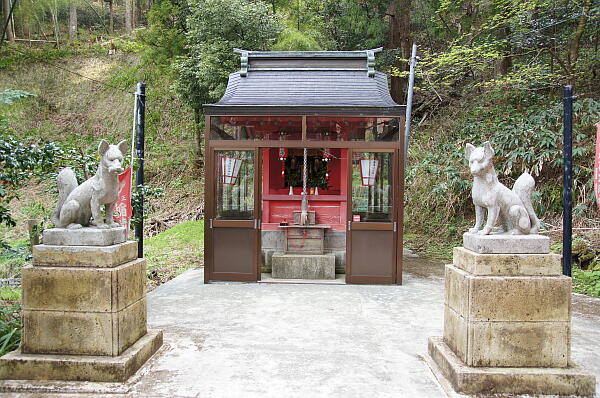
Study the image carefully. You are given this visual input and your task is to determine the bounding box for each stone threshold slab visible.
[0,330,163,383]
[427,336,596,397]
[463,232,550,254]
[259,273,346,285]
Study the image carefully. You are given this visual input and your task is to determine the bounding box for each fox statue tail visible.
[52,168,78,227]
[512,172,541,234]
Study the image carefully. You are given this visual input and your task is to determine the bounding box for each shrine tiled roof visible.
[203,49,404,116]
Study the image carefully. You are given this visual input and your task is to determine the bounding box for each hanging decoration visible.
[279,132,288,178]
[220,156,242,185]
[360,158,379,186]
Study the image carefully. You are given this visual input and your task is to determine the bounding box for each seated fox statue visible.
[466,141,541,235]
[52,139,127,229]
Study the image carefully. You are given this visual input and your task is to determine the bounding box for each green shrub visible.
[0,302,21,356]
[573,269,600,298]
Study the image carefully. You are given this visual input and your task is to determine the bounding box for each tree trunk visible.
[387,0,411,104]
[69,2,77,40]
[566,0,592,82]
[2,0,14,42]
[109,0,114,34]
[135,0,142,27]
[125,0,133,33]
[50,1,60,48]
[494,26,512,75]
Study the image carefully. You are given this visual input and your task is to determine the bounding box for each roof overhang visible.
[203,49,404,116]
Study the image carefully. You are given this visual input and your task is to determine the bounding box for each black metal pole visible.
[135,82,146,258]
[562,85,573,277]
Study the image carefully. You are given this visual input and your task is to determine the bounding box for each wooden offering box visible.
[281,225,330,255]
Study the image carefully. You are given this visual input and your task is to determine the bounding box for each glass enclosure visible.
[307,117,400,141]
[351,151,393,222]
[211,116,302,140]
[216,150,255,220]
[210,116,400,142]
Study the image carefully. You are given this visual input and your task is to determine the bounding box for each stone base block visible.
[22,297,147,356]
[444,305,570,367]
[43,227,126,247]
[22,259,146,313]
[428,336,596,396]
[453,246,561,275]
[272,253,335,279]
[0,330,163,383]
[463,232,550,254]
[32,241,137,268]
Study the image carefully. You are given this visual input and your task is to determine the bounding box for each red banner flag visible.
[114,167,133,227]
[595,123,600,210]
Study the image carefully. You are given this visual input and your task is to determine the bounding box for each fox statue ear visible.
[98,139,110,156]
[465,143,475,160]
[483,141,494,158]
[117,140,128,155]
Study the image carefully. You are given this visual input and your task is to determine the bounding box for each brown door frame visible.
[205,147,262,283]
[346,148,403,284]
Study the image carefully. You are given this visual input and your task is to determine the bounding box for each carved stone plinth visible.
[428,235,596,396]
[0,230,162,382]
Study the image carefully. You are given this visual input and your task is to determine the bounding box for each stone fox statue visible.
[466,142,541,235]
[52,140,127,229]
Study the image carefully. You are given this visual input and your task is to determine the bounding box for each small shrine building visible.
[203,48,406,284]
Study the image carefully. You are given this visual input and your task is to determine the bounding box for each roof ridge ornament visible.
[367,49,376,78]
[238,49,249,77]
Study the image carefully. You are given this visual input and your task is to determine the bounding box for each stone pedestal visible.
[0,228,162,382]
[428,233,596,396]
[272,252,336,279]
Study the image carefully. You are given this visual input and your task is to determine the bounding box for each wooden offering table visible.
[281,225,331,255]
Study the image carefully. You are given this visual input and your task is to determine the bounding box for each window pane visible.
[307,117,400,141]
[351,152,393,222]
[211,116,302,140]
[216,150,254,219]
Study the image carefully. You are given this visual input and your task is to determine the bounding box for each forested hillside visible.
[1,0,599,292]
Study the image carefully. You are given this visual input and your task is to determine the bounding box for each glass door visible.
[206,149,261,282]
[346,150,400,284]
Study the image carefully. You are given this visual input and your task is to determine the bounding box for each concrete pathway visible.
[2,260,599,397]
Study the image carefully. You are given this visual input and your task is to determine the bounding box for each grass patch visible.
[404,232,460,261]
[0,287,21,301]
[145,220,204,289]
[0,240,30,279]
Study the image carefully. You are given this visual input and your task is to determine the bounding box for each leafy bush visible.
[0,302,21,356]
[573,269,600,298]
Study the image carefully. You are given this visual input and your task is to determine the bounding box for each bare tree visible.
[2,0,15,42]
[69,1,78,40]
[108,0,114,34]
[125,0,133,33]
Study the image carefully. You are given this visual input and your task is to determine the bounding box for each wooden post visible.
[27,219,40,247]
